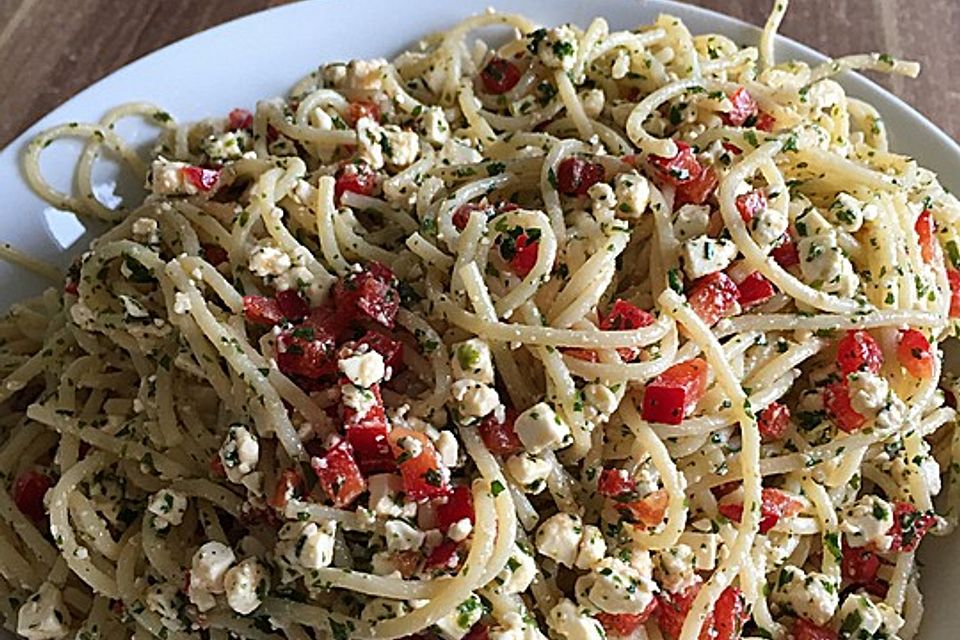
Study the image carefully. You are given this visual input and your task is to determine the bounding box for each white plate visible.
[1,0,958,637]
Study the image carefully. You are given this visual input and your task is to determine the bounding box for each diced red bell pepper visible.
[755,112,776,132]
[462,623,490,640]
[757,402,791,442]
[897,328,934,379]
[388,427,451,500]
[675,165,719,207]
[334,262,400,328]
[562,347,599,362]
[657,578,702,640]
[13,470,52,523]
[347,100,381,126]
[710,481,740,500]
[275,289,309,323]
[600,299,656,362]
[268,468,304,509]
[334,162,377,204]
[717,487,803,533]
[706,586,749,640]
[688,272,740,326]
[201,243,229,266]
[64,279,79,296]
[596,600,658,637]
[736,271,775,309]
[842,546,881,585]
[311,441,367,507]
[658,581,746,640]
[657,581,750,640]
[510,233,539,278]
[889,502,937,552]
[915,209,936,263]
[722,88,759,127]
[452,202,494,231]
[771,236,800,268]
[556,157,606,196]
[342,383,395,474]
[355,330,405,371]
[243,295,284,326]
[425,540,461,571]
[823,382,866,433]
[601,299,656,331]
[436,485,475,534]
[210,455,226,478]
[228,108,254,130]
[642,358,709,424]
[791,619,838,640]
[478,408,523,456]
[182,166,221,192]
[735,190,767,223]
[276,320,339,379]
[837,330,884,376]
[597,468,638,500]
[480,57,522,94]
[721,142,743,156]
[621,489,669,527]
[948,269,960,318]
[648,141,702,186]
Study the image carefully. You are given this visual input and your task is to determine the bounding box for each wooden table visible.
[1,0,957,149]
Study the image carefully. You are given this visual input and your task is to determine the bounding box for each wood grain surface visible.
[1,0,957,149]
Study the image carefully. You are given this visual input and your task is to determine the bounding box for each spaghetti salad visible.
[3,2,959,640]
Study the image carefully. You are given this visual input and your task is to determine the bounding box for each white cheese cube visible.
[248,244,292,279]
[173,292,192,314]
[219,425,259,484]
[448,518,473,542]
[451,379,500,421]
[17,583,71,640]
[147,488,188,531]
[532,27,579,72]
[797,233,860,297]
[839,496,894,551]
[341,383,378,415]
[847,372,888,420]
[451,338,495,385]
[673,204,710,240]
[588,183,616,217]
[439,138,484,165]
[749,205,789,248]
[548,599,605,640]
[145,582,184,631]
[837,594,903,639]
[575,525,606,570]
[434,594,483,640]
[682,236,739,280]
[224,557,268,615]
[655,544,698,594]
[339,350,386,388]
[506,453,551,494]
[515,402,570,454]
[434,431,460,467]
[132,217,160,244]
[773,566,838,627]
[277,520,336,572]
[536,513,583,568]
[614,172,650,218]
[419,106,451,146]
[580,89,605,119]
[385,519,425,552]
[497,545,537,594]
[585,557,657,614]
